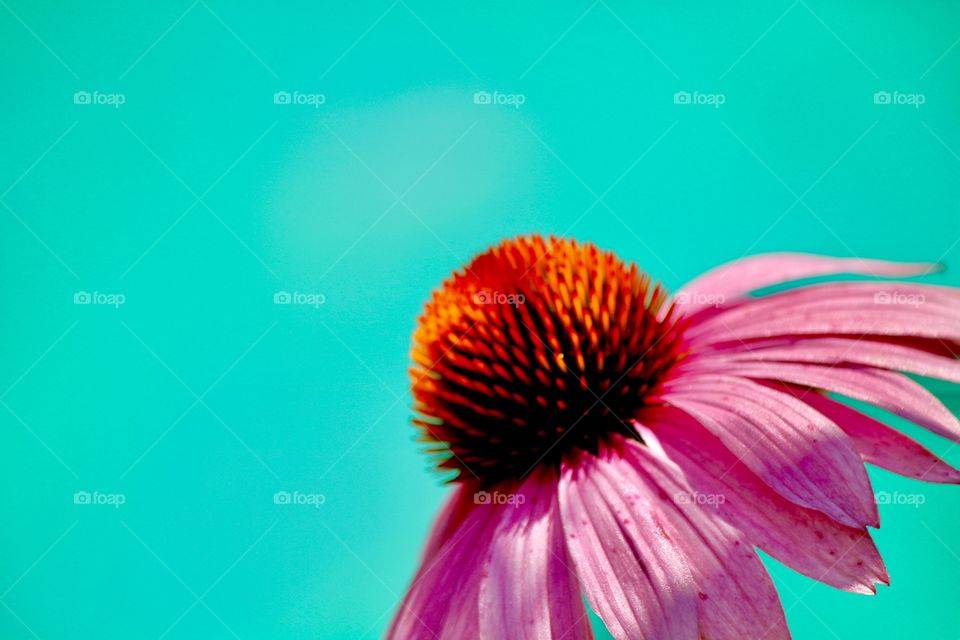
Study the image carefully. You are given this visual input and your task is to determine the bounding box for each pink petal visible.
[646,407,889,594]
[662,376,877,527]
[479,470,593,640]
[676,253,936,316]
[699,361,960,443]
[559,450,698,640]
[789,389,960,484]
[386,489,502,639]
[693,336,960,383]
[714,280,957,316]
[686,282,960,346]
[613,438,790,639]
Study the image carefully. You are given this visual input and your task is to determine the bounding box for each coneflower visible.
[389,235,960,640]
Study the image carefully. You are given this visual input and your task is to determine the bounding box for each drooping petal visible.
[686,282,960,346]
[645,407,889,594]
[387,489,502,640]
[691,307,960,346]
[709,280,957,318]
[676,253,936,316]
[699,361,960,443]
[788,389,960,484]
[479,469,593,640]
[692,336,960,383]
[559,450,699,640]
[662,375,877,527]
[610,437,790,639]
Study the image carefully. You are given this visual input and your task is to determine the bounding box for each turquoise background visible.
[2,1,959,638]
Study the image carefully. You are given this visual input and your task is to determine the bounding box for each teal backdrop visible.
[2,2,959,638]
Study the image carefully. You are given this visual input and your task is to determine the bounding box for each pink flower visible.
[389,236,959,639]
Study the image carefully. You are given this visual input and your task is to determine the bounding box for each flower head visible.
[411,236,684,481]
[391,235,960,640]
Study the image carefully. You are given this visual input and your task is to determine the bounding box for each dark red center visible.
[411,236,686,483]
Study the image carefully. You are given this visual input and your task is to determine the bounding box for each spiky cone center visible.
[411,236,686,484]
